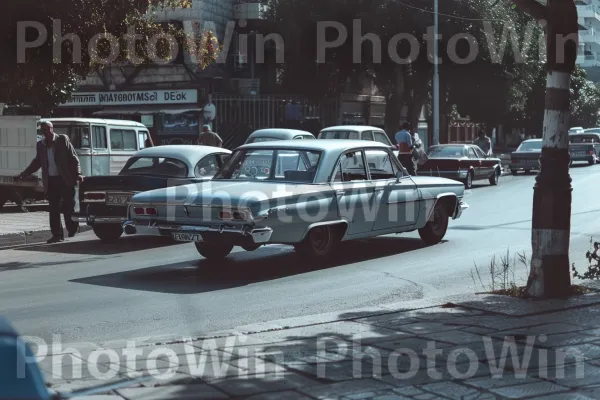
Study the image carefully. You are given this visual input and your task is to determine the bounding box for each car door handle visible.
[335,190,346,195]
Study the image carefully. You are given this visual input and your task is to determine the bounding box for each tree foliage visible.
[0,0,221,113]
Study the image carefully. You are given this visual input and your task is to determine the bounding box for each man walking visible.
[196,124,223,148]
[395,122,416,175]
[473,130,492,156]
[15,121,83,243]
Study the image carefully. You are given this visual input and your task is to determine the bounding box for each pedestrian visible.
[14,121,83,243]
[196,124,223,148]
[473,130,492,155]
[395,122,417,175]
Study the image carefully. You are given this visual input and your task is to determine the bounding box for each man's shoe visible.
[67,224,79,238]
[46,236,64,244]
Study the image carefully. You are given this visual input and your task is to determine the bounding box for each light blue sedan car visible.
[123,140,469,260]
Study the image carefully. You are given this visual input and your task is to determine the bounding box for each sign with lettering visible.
[59,90,198,107]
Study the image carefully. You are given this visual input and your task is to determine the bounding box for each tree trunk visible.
[526,0,577,298]
[384,66,406,135]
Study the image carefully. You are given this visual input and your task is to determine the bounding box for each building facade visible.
[578,0,600,81]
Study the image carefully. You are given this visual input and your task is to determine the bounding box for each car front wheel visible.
[93,224,123,243]
[195,242,234,261]
[418,203,449,245]
[462,170,473,189]
[294,225,340,259]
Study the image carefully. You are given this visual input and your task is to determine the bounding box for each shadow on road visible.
[69,237,435,294]
[17,236,176,255]
[0,257,107,272]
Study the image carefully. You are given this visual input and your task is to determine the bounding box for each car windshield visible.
[53,123,91,149]
[427,146,466,157]
[120,156,188,178]
[214,148,322,183]
[319,131,360,140]
[570,135,599,143]
[517,141,542,151]
[246,136,280,143]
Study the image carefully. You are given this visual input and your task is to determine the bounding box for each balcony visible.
[579,27,600,44]
[577,54,600,67]
[577,4,600,20]
[234,1,268,20]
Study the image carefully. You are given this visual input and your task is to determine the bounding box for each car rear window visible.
[427,146,466,157]
[319,131,360,140]
[517,141,542,151]
[120,156,188,178]
[570,135,599,144]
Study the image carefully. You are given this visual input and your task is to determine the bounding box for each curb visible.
[0,225,92,249]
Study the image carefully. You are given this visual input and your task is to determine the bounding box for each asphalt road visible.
[2,164,600,346]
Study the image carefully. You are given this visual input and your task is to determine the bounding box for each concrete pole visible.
[433,0,440,145]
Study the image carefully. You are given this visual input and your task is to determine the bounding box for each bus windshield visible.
[52,123,91,149]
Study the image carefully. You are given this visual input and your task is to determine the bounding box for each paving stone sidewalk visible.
[31,290,600,400]
[0,209,90,247]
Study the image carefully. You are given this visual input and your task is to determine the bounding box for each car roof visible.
[521,139,542,142]
[429,144,468,147]
[247,129,314,139]
[238,139,391,152]
[45,118,147,127]
[320,125,385,133]
[134,145,230,162]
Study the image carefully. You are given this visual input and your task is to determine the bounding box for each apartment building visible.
[578,0,600,80]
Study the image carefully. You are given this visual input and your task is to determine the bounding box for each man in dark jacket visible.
[15,121,84,243]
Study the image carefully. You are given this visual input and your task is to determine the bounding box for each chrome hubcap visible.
[311,227,331,253]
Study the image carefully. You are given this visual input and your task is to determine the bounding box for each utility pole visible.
[433,0,440,145]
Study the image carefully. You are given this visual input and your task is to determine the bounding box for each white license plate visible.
[171,232,202,242]
[0,176,14,185]
[106,195,131,205]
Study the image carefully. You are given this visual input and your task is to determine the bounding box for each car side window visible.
[195,155,219,177]
[339,150,367,182]
[361,131,374,141]
[468,148,478,159]
[473,147,486,158]
[110,129,137,150]
[365,149,396,180]
[373,131,391,146]
[92,126,107,149]
[217,154,231,166]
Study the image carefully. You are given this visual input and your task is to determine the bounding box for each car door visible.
[331,150,376,235]
[365,148,420,231]
[466,147,482,179]
[472,146,493,177]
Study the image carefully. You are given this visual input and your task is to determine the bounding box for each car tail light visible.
[145,207,157,216]
[233,211,247,220]
[85,192,105,200]
[134,207,145,215]
[219,211,232,220]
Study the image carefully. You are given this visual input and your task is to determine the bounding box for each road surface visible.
[2,165,599,346]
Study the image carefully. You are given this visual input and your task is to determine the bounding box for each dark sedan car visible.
[509,139,542,175]
[73,145,231,242]
[420,144,502,189]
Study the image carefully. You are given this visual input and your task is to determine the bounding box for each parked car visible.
[74,145,231,242]
[420,144,502,189]
[509,139,542,175]
[318,125,400,158]
[122,140,469,260]
[569,131,600,165]
[244,129,315,144]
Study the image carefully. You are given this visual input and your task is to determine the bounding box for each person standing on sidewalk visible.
[196,124,223,148]
[395,122,416,175]
[14,121,83,243]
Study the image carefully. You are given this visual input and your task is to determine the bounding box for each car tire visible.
[294,225,339,259]
[590,159,595,166]
[489,167,500,185]
[511,169,518,176]
[195,242,234,260]
[418,202,449,245]
[92,224,123,243]
[524,169,531,174]
[463,170,473,189]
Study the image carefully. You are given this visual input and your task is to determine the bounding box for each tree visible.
[509,0,578,298]
[570,66,600,128]
[0,0,220,114]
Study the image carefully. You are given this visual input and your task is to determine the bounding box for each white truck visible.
[0,116,45,210]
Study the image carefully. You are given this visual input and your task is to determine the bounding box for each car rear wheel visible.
[511,169,518,176]
[418,202,449,245]
[93,224,123,243]
[294,225,340,259]
[195,242,234,261]
[489,167,500,185]
[463,170,473,189]
[524,169,531,174]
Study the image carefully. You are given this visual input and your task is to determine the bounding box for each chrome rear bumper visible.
[72,215,126,225]
[122,221,273,244]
